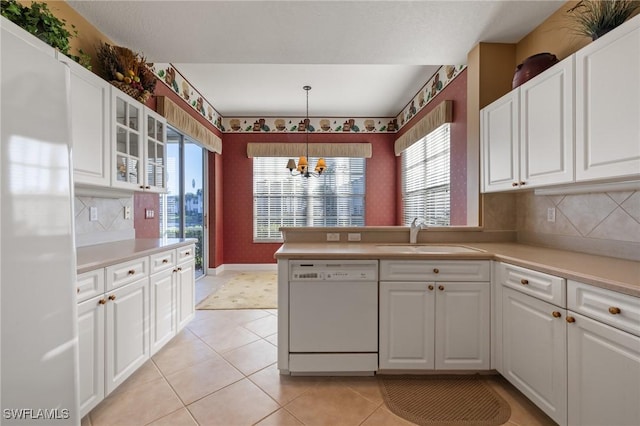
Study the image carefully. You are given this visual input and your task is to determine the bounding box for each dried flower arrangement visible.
[96,42,156,103]
[568,0,640,40]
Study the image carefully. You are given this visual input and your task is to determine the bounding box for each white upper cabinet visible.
[111,89,167,193]
[482,90,520,192]
[482,56,575,192]
[520,56,574,188]
[575,14,640,182]
[58,54,111,187]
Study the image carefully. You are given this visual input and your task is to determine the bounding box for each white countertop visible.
[76,238,197,274]
[275,242,640,297]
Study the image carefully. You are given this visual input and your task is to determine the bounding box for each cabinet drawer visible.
[106,257,149,291]
[177,245,195,264]
[568,280,640,337]
[498,262,565,307]
[77,269,105,303]
[149,250,176,274]
[380,260,490,282]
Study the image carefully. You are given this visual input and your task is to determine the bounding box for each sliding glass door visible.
[161,127,207,278]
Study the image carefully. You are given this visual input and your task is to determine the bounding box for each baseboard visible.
[207,263,277,275]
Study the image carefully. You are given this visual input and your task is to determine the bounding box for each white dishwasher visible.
[288,260,378,375]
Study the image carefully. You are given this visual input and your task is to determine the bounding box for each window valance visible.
[246,143,372,158]
[394,100,453,156]
[156,96,222,154]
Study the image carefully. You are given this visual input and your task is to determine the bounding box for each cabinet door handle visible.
[520,279,529,285]
[438,285,445,291]
[128,269,135,275]
[552,311,562,318]
[177,267,183,272]
[145,186,150,189]
[608,307,621,315]
[185,251,191,256]
[519,181,526,186]
[566,316,575,323]
[512,182,519,187]
[77,288,80,294]
[140,185,145,189]
[433,268,439,274]
[428,285,434,291]
[98,299,106,305]
[108,295,116,301]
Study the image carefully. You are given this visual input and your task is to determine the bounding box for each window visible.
[402,123,450,226]
[160,127,207,277]
[253,157,366,241]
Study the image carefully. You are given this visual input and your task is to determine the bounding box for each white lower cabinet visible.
[177,259,195,331]
[379,278,490,371]
[379,281,435,369]
[77,295,105,417]
[567,311,640,426]
[149,268,176,356]
[502,287,567,425]
[105,278,149,395]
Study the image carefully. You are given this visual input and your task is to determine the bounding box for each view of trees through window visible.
[160,128,206,276]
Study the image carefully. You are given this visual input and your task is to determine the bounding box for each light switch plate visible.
[547,207,556,222]
[89,207,98,221]
[348,233,361,242]
[145,209,155,219]
[124,206,131,219]
[326,233,340,241]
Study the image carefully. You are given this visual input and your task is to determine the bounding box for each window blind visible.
[402,123,450,226]
[253,157,366,241]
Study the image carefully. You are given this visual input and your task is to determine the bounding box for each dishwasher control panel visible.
[290,260,378,281]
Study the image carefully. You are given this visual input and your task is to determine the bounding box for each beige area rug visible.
[197,271,277,310]
[378,375,511,426]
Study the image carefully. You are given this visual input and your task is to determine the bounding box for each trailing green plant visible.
[568,0,640,40]
[1,0,91,69]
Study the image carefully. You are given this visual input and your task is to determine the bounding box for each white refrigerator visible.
[1,17,79,425]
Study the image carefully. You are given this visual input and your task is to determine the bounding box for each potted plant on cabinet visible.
[568,0,640,40]
[0,0,91,68]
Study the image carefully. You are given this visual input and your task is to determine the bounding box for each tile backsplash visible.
[515,190,640,261]
[74,196,135,247]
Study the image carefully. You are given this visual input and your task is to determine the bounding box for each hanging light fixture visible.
[286,85,326,177]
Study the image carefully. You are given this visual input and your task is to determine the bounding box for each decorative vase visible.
[512,53,559,89]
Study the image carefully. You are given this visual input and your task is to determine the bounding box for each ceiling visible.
[67,0,565,118]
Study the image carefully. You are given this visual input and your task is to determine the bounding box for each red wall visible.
[394,69,468,225]
[221,131,397,264]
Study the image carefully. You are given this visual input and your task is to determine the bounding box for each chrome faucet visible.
[409,217,427,244]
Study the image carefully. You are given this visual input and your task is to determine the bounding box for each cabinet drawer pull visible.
[520,279,529,285]
[438,285,444,291]
[433,268,439,274]
[608,307,621,315]
[552,311,562,318]
[428,285,434,291]
[108,295,116,301]
[128,269,135,275]
[98,299,106,305]
[77,288,80,294]
[162,259,169,264]
[185,251,191,256]
[566,316,575,323]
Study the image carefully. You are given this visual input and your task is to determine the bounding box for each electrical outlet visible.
[348,233,361,242]
[124,206,131,219]
[89,207,98,222]
[547,207,556,223]
[326,233,340,242]
[145,209,155,219]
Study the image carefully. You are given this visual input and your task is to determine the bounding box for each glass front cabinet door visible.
[144,108,167,192]
[111,89,167,193]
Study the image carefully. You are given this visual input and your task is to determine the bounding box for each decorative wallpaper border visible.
[396,65,467,129]
[154,63,224,131]
[153,63,466,134]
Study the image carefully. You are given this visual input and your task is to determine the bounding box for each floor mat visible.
[196,271,277,309]
[377,375,511,426]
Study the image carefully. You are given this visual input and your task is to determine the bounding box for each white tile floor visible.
[82,271,556,426]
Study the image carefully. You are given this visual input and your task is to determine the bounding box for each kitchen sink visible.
[376,244,484,253]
